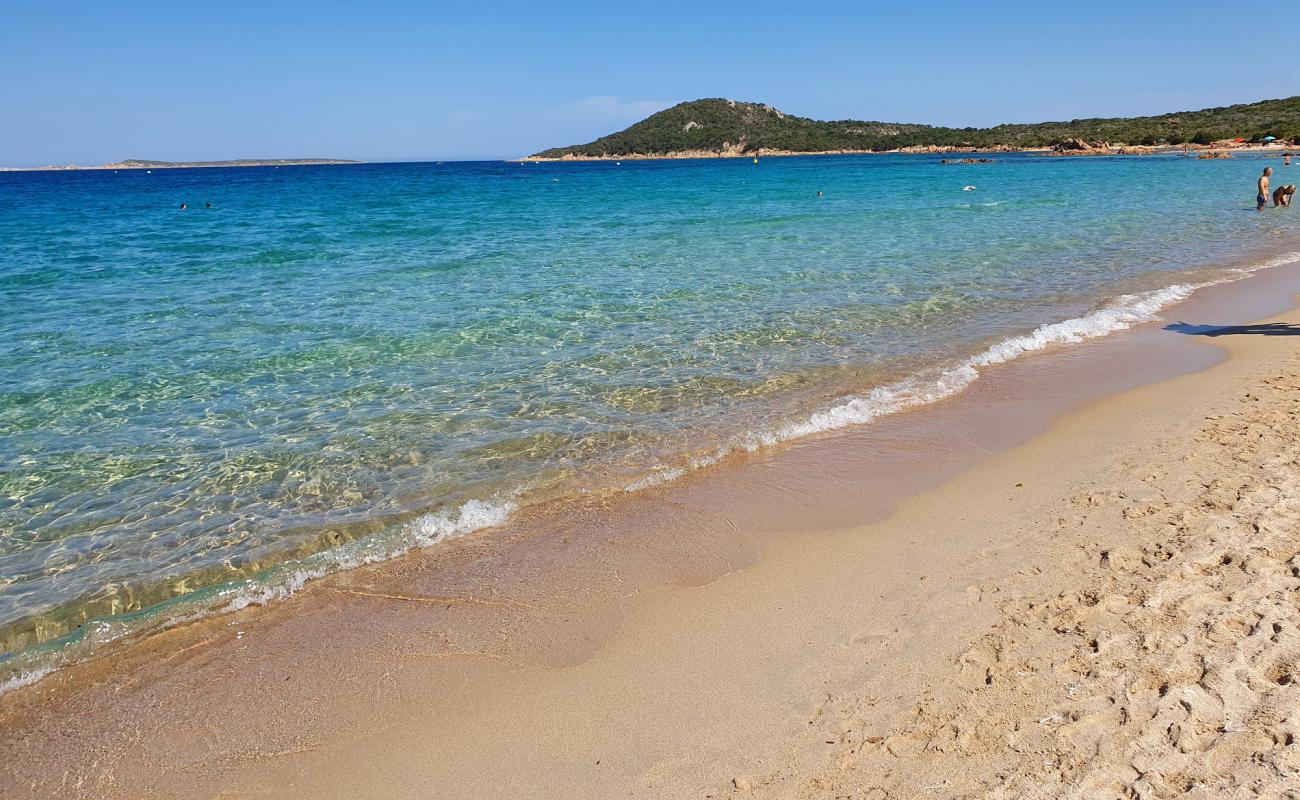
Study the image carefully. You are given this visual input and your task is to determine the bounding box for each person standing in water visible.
[1258,167,1272,211]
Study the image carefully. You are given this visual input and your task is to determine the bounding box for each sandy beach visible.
[2,259,1299,798]
[9,6,1300,798]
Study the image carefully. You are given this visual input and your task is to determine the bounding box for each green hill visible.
[529,96,1300,158]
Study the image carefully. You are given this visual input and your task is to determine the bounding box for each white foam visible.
[624,249,1300,494]
[219,497,517,614]
[625,467,688,492]
[221,565,329,613]
[759,364,980,446]
[969,283,1198,368]
[0,665,54,695]
[0,494,520,696]
[1230,250,1300,275]
[761,284,1210,445]
[408,499,515,548]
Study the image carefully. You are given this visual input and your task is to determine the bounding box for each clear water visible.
[1,153,1297,674]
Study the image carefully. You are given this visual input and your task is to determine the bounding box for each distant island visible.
[526,96,1300,160]
[0,158,361,172]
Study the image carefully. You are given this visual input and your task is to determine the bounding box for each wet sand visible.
[5,262,1300,798]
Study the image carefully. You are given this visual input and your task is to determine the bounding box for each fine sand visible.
[4,269,1300,798]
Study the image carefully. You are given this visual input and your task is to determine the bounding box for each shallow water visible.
[1,152,1298,670]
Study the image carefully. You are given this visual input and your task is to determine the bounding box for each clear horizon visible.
[3,1,1298,167]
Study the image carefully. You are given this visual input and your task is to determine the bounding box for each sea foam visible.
[220,497,517,614]
[625,250,1300,494]
[749,283,1210,444]
[0,495,519,696]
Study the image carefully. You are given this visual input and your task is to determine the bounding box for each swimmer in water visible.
[1273,184,1296,208]
[179,203,187,210]
[1258,167,1273,211]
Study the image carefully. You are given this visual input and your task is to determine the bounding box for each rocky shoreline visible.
[517,141,1294,163]
[517,145,1035,162]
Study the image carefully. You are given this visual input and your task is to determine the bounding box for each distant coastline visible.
[519,140,1294,163]
[518,146,1033,162]
[0,158,361,173]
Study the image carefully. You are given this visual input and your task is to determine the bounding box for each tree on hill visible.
[529,96,1300,157]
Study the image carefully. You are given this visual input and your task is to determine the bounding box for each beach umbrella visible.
[1263,136,1277,142]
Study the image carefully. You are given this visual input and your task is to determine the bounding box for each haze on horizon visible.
[2,1,1297,167]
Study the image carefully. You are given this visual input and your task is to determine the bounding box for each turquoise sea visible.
[2,153,1298,683]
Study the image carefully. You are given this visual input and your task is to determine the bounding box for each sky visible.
[2,1,1297,166]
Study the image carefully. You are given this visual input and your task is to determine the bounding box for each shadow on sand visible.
[1164,322,1300,337]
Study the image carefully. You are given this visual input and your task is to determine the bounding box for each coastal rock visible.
[1043,138,1123,157]
[898,144,963,154]
[1051,138,1111,153]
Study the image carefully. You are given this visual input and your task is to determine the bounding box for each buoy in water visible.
[963,185,976,191]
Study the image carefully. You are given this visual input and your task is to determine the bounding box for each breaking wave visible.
[626,251,1300,492]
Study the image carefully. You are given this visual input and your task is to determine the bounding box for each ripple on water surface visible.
[1,153,1297,679]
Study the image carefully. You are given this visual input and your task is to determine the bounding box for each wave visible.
[624,250,1300,491]
[0,497,516,695]
[0,665,53,696]
[222,498,515,613]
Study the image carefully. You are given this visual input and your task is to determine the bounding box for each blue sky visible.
[2,1,1297,165]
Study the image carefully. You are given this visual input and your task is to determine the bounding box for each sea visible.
[2,152,1298,687]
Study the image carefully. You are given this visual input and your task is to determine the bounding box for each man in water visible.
[1258,167,1272,211]
[1274,184,1296,208]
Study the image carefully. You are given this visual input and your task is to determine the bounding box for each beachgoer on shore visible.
[1258,167,1272,211]
[1274,184,1296,208]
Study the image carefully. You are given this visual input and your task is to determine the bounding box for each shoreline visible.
[0,158,361,173]
[4,255,1300,796]
[518,141,1297,163]
[5,244,1298,681]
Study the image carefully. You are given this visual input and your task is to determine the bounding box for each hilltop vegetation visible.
[530,97,1300,158]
